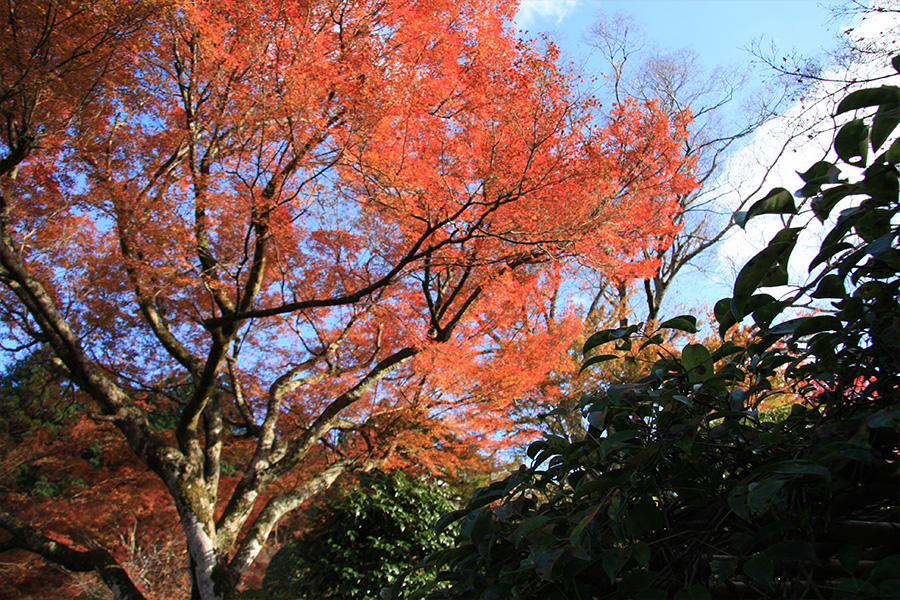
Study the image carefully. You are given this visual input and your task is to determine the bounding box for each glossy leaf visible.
[731,228,801,319]
[682,344,713,381]
[658,315,698,334]
[834,119,870,166]
[743,554,774,587]
[580,354,621,373]
[812,185,853,222]
[836,85,900,114]
[735,188,797,229]
[872,101,900,151]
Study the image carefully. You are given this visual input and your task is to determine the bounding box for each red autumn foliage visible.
[0,0,695,597]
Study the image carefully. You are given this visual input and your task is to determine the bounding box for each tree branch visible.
[227,458,353,584]
[0,509,147,600]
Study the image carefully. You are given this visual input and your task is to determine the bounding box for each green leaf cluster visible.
[417,58,900,600]
[259,471,458,600]
[0,349,75,439]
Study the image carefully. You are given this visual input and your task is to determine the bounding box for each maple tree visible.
[0,1,693,598]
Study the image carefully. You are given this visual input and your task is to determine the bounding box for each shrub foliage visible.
[262,471,457,599]
[418,59,900,600]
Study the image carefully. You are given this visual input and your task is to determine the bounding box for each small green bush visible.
[262,470,458,599]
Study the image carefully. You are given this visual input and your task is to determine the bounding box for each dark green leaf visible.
[737,188,796,229]
[601,548,630,583]
[853,208,891,242]
[765,540,818,562]
[746,478,785,514]
[674,585,711,600]
[834,119,869,166]
[727,487,750,522]
[871,102,900,151]
[435,509,469,534]
[833,578,880,597]
[600,429,641,456]
[468,507,493,546]
[708,341,743,363]
[586,410,605,430]
[526,441,548,460]
[732,228,801,319]
[812,274,847,298]
[866,231,895,258]
[836,85,900,114]
[743,554,774,586]
[573,477,612,499]
[751,296,789,330]
[607,383,642,404]
[812,185,853,222]
[711,557,738,581]
[868,409,900,429]
[658,315,698,333]
[534,547,565,581]
[632,541,651,568]
[571,504,601,536]
[682,344,713,381]
[767,317,807,336]
[582,329,613,357]
[468,484,508,509]
[580,354,619,373]
[798,160,838,183]
[876,579,900,598]
[514,516,549,546]
[871,555,900,580]
[887,137,900,163]
[798,161,842,197]
[819,447,877,464]
[791,315,843,338]
[715,298,737,337]
[626,496,663,536]
[838,545,862,574]
[810,241,854,272]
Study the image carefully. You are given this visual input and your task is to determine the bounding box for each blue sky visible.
[511,0,866,318]
[515,0,844,69]
[513,2,898,321]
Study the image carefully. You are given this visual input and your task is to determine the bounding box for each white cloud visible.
[515,0,579,29]
[714,5,900,295]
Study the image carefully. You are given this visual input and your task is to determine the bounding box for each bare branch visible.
[0,509,147,600]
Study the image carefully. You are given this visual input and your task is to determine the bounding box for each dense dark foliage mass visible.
[419,60,900,600]
[258,471,456,600]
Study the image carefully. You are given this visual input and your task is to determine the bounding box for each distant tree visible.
[512,13,803,445]
[585,12,800,324]
[751,0,900,92]
[744,0,900,168]
[419,56,900,600]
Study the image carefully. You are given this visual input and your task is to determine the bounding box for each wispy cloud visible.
[515,0,579,30]
[715,6,900,291]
